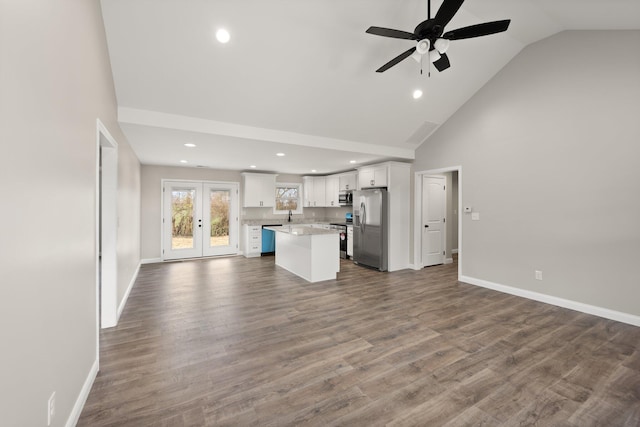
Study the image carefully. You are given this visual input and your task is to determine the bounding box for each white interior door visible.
[422,175,446,267]
[163,181,239,260]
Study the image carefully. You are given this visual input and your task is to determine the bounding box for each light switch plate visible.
[471,212,480,221]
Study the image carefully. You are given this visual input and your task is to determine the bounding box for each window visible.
[274,183,302,214]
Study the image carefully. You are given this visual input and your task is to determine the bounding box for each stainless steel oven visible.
[330,223,350,259]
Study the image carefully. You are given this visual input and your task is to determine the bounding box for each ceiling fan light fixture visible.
[416,39,430,55]
[429,50,441,63]
[434,38,450,54]
[411,51,422,63]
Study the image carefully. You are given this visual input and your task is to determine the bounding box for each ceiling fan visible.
[366,0,510,74]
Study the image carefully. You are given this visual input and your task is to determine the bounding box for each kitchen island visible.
[263,225,340,283]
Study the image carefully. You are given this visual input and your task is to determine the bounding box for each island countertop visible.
[263,225,339,236]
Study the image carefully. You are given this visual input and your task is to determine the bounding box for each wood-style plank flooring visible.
[78,256,640,426]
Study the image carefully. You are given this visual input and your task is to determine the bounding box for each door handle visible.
[424,225,429,228]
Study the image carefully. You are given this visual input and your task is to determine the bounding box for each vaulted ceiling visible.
[100,0,640,174]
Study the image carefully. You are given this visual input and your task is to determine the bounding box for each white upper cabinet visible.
[338,172,357,191]
[303,176,326,207]
[242,173,276,207]
[325,176,339,207]
[314,177,326,207]
[358,165,388,189]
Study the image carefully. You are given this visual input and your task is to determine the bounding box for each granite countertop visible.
[263,225,339,236]
[243,219,335,226]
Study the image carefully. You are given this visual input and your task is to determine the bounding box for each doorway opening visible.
[96,120,118,331]
[414,166,461,279]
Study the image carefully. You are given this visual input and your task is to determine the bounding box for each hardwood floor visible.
[78,256,640,426]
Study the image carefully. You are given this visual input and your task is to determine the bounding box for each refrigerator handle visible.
[360,202,366,233]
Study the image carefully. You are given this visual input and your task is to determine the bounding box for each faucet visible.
[288,210,292,222]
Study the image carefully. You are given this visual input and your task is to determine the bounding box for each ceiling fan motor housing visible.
[414,20,444,43]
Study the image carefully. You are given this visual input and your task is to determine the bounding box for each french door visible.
[163,180,239,260]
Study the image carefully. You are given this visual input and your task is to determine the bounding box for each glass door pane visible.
[171,189,196,249]
[209,190,230,247]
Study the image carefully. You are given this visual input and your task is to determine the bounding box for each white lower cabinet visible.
[244,225,262,257]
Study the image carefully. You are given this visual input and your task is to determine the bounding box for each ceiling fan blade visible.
[432,52,451,72]
[376,47,417,73]
[366,26,417,40]
[443,20,511,40]
[433,0,465,29]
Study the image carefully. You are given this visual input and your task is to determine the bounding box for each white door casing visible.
[422,175,446,267]
[97,119,118,330]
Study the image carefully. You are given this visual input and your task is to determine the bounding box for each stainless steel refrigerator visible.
[353,188,388,271]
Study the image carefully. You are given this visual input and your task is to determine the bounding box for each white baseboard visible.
[141,258,162,264]
[460,275,640,327]
[444,258,453,264]
[407,263,421,271]
[452,249,459,254]
[66,358,99,427]
[117,261,140,322]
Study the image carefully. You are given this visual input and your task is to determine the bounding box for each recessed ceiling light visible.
[413,89,423,99]
[184,143,196,148]
[276,152,285,157]
[216,28,230,44]
[180,160,188,163]
[349,160,357,164]
[250,165,256,168]
[311,169,317,173]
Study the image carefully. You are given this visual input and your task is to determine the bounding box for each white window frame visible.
[273,182,303,215]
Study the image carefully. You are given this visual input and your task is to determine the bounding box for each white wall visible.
[414,31,640,319]
[117,141,141,306]
[0,1,140,425]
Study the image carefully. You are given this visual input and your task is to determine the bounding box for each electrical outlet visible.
[47,392,56,426]
[535,270,543,280]
[471,212,480,221]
